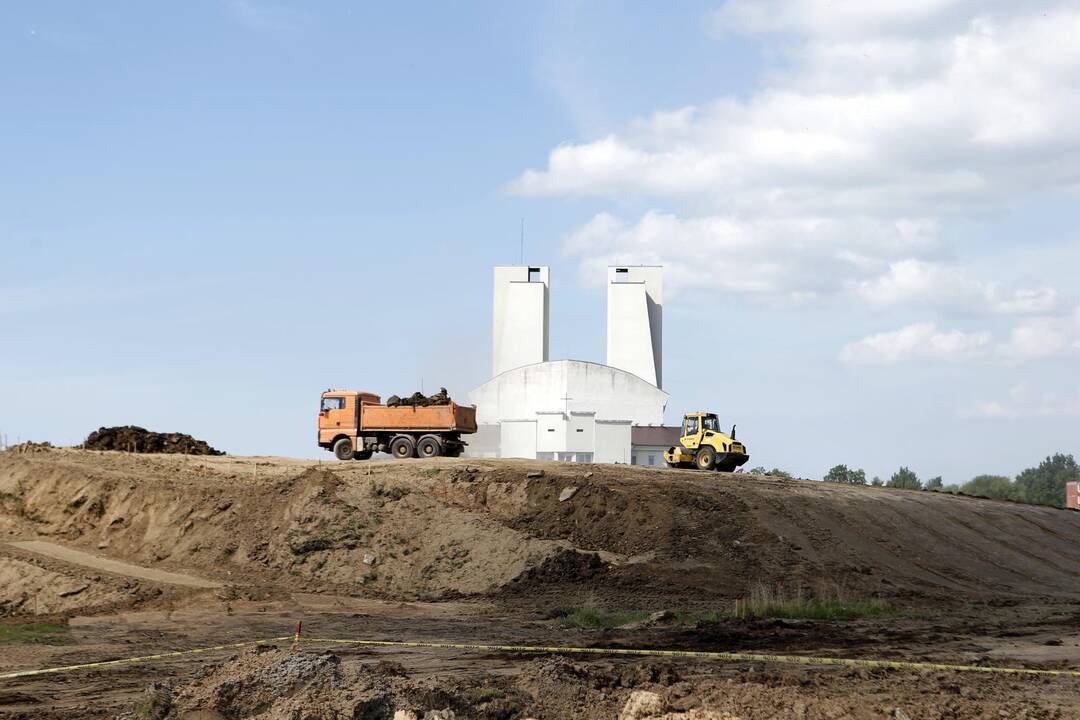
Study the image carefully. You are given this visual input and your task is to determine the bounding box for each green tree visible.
[1014,454,1080,507]
[823,464,867,484]
[887,467,922,490]
[925,476,943,491]
[959,474,1021,501]
[870,476,884,487]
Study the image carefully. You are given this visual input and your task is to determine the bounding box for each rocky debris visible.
[620,690,665,720]
[3,441,53,454]
[82,426,223,455]
[363,553,378,566]
[386,387,452,407]
[131,682,172,720]
[164,649,513,719]
[527,470,545,479]
[57,583,89,598]
[619,610,677,630]
[558,486,579,502]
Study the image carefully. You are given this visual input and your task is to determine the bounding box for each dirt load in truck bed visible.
[1,449,1079,606]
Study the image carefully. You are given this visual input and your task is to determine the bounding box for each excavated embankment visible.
[1,450,1080,608]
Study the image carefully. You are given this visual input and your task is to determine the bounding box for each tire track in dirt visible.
[6,541,221,589]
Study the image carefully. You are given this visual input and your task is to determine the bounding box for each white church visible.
[465,265,680,465]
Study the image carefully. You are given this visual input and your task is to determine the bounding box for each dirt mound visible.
[81,426,223,455]
[149,648,671,719]
[3,441,54,454]
[139,647,1076,720]
[386,387,453,407]
[3,451,1080,606]
[0,556,135,616]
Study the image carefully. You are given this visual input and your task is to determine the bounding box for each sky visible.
[2,1,1078,483]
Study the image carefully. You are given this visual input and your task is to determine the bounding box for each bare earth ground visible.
[0,449,1079,718]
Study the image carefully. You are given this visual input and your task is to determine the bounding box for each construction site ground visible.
[1,450,1080,718]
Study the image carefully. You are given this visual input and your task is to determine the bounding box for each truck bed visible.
[359,402,477,433]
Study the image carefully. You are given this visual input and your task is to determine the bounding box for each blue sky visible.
[3,1,1078,483]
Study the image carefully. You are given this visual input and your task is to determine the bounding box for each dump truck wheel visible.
[695,447,716,471]
[390,435,415,459]
[416,435,442,459]
[353,451,372,461]
[333,438,354,461]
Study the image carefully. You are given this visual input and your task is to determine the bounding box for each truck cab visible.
[319,390,380,459]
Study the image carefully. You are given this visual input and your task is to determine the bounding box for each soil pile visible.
[139,647,1075,720]
[0,555,136,616]
[386,387,452,407]
[81,426,223,455]
[3,441,54,454]
[3,451,1080,605]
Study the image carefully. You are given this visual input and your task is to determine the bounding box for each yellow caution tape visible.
[297,637,1080,677]
[2,633,1078,681]
[0,636,293,680]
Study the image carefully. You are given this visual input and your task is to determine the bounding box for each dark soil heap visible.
[3,441,54,454]
[82,426,223,456]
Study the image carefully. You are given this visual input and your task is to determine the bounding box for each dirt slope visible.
[2,450,1079,606]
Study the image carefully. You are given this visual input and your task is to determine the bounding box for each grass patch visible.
[557,607,651,629]
[555,586,897,629]
[727,596,896,621]
[466,687,505,703]
[725,584,897,620]
[0,623,69,644]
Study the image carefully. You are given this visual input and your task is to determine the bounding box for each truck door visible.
[320,395,351,434]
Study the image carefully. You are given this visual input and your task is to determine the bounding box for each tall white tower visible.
[606,265,662,388]
[492,266,549,376]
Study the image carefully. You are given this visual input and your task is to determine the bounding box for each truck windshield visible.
[321,397,345,411]
[702,416,721,432]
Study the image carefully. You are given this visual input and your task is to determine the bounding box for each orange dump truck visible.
[318,389,477,461]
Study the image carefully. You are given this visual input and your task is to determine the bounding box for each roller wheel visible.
[716,461,737,473]
[333,438,354,461]
[695,447,716,471]
[389,435,416,460]
[353,450,373,461]
[416,435,442,459]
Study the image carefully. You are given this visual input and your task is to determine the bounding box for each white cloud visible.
[513,6,1080,217]
[963,382,1080,418]
[841,313,1080,366]
[997,317,1069,362]
[839,323,991,365]
[853,259,1058,315]
[562,211,938,300]
[515,3,1080,324]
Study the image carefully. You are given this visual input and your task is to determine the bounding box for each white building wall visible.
[492,266,549,376]
[535,412,565,453]
[471,360,666,427]
[566,412,595,453]
[594,421,632,464]
[464,424,501,458]
[500,420,537,459]
[631,444,669,467]
[607,266,662,388]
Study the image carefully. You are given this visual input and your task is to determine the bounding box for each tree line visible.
[813,454,1080,507]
